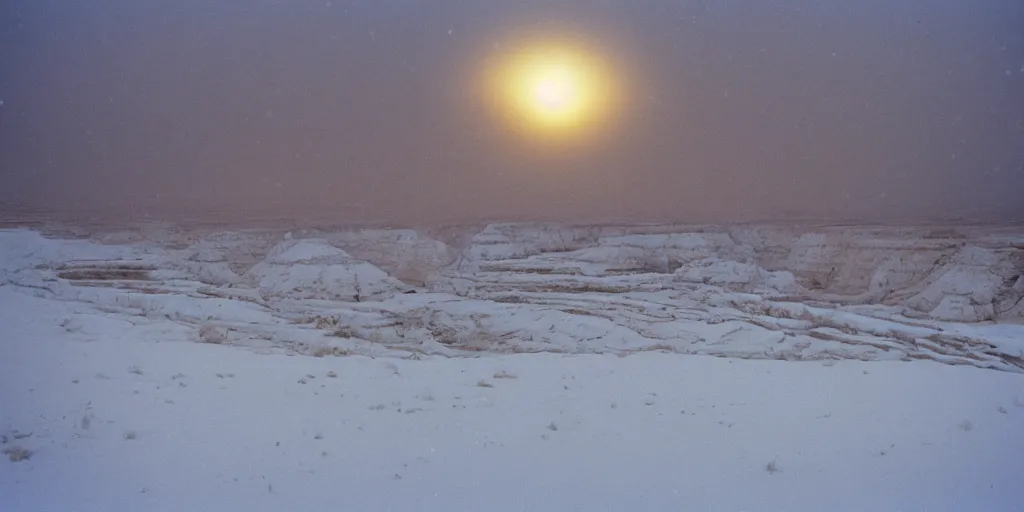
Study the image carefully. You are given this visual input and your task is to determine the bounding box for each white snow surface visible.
[2,222,1024,510]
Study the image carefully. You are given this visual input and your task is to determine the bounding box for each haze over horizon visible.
[1,0,1022,225]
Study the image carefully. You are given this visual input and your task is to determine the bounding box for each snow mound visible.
[325,229,455,286]
[246,238,406,302]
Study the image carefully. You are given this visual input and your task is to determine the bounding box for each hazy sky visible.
[1,0,1022,224]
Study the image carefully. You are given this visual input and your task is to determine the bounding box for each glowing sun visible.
[484,38,621,140]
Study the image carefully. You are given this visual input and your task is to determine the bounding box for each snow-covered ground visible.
[2,222,1024,510]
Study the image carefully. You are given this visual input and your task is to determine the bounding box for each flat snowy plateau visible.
[2,222,1023,511]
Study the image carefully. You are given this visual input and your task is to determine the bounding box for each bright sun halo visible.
[485,39,620,139]
[526,65,581,122]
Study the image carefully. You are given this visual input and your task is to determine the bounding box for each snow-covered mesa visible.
[2,223,1022,369]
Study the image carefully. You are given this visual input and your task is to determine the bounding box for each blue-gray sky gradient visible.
[1,0,1022,224]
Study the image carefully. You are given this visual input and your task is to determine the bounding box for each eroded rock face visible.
[245,238,406,302]
[896,246,1021,321]
[675,259,801,296]
[3,222,1023,371]
[447,224,1024,323]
